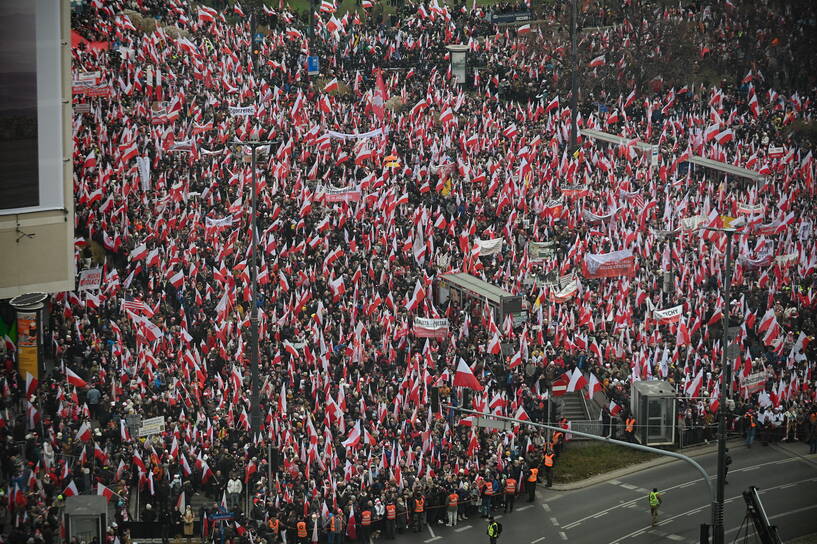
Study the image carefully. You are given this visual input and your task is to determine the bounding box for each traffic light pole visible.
[446,405,716,533]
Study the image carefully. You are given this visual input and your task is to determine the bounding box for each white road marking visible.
[592,511,607,519]
[608,479,622,485]
[667,534,685,541]
[542,503,551,512]
[725,504,817,536]
[608,478,817,544]
[423,538,442,543]
[619,483,638,490]
[517,504,534,511]
[531,537,546,544]
[427,526,436,539]
[559,531,568,540]
[562,456,801,530]
[550,517,560,526]
[454,525,472,533]
[494,515,503,520]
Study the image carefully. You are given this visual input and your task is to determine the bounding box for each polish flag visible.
[129,243,148,261]
[514,405,530,421]
[98,483,115,501]
[608,400,622,416]
[342,421,362,448]
[586,372,602,399]
[545,95,559,113]
[517,24,531,35]
[323,78,339,92]
[83,150,97,169]
[623,89,637,109]
[25,372,38,398]
[63,480,79,497]
[685,368,704,398]
[198,6,217,23]
[453,358,484,391]
[168,270,185,289]
[716,129,734,145]
[66,367,88,388]
[703,123,720,142]
[439,107,455,124]
[76,421,92,442]
[487,332,502,355]
[589,55,606,67]
[567,368,588,393]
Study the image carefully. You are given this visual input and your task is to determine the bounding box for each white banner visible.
[321,185,362,203]
[413,317,450,339]
[136,156,151,191]
[680,215,707,230]
[78,267,103,291]
[737,203,765,215]
[476,238,504,256]
[169,139,194,152]
[205,215,234,229]
[582,207,618,223]
[653,305,683,324]
[550,279,579,303]
[229,105,256,116]
[326,127,386,140]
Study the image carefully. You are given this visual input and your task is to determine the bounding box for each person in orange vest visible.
[551,429,565,459]
[267,515,280,543]
[503,475,517,512]
[329,508,344,544]
[526,465,539,502]
[384,499,397,539]
[359,501,373,544]
[625,414,637,443]
[296,518,308,544]
[446,488,459,526]
[744,409,758,448]
[543,446,556,488]
[413,492,425,533]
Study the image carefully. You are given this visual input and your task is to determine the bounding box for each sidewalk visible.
[549,439,742,491]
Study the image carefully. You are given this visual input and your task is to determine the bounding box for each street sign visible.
[137,415,166,437]
[307,56,320,75]
[473,417,512,431]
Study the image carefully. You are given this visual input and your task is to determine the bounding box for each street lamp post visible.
[713,228,736,544]
[230,140,275,436]
[569,0,578,154]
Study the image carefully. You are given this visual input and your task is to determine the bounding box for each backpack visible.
[496,522,503,535]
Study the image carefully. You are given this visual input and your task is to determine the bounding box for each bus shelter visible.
[435,272,526,326]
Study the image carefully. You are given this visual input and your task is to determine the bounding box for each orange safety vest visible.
[386,504,396,519]
[361,510,372,526]
[626,418,636,432]
[748,414,757,428]
[268,519,279,534]
[505,478,517,494]
[330,516,336,532]
[448,493,459,507]
[544,454,554,467]
[414,498,425,512]
[297,521,307,537]
[484,482,494,496]
[528,467,539,482]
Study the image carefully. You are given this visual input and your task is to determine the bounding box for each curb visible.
[547,439,743,492]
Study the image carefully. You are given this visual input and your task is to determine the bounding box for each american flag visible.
[122,297,152,316]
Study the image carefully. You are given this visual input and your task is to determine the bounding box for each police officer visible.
[486,515,501,544]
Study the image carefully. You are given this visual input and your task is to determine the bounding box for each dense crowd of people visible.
[1,0,816,543]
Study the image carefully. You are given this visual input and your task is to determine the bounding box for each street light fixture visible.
[229,140,276,436]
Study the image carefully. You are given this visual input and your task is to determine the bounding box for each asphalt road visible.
[390,441,817,544]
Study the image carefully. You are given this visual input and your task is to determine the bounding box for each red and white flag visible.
[453,358,484,391]
[567,368,588,393]
[76,421,92,442]
[63,480,79,497]
[589,55,606,67]
[66,367,88,388]
[97,483,115,501]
